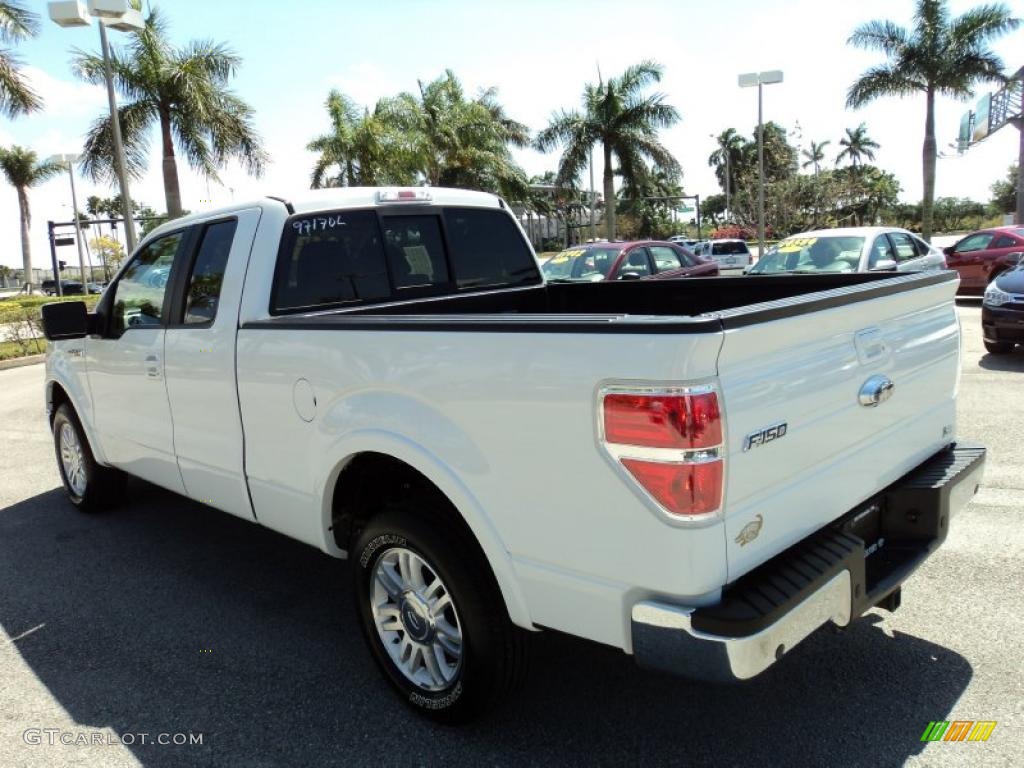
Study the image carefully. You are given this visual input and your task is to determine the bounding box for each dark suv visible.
[944,226,1024,295]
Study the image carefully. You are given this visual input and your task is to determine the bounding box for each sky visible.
[1,0,1022,271]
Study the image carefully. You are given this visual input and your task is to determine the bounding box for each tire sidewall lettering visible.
[358,533,407,568]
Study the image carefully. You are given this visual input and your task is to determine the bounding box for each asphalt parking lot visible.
[0,301,1021,768]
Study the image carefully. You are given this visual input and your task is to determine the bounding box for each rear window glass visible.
[381,215,450,290]
[271,206,539,313]
[273,210,390,312]
[712,241,749,255]
[444,208,539,288]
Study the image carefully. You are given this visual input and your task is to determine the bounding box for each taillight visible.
[603,392,721,449]
[601,387,724,521]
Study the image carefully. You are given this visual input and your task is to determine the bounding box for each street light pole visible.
[757,81,765,256]
[48,1,144,252]
[98,21,138,252]
[739,70,783,259]
[67,164,87,284]
[588,147,596,242]
[725,148,731,221]
[49,153,88,285]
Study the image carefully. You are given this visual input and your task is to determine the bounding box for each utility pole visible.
[1015,80,1023,225]
[47,222,63,297]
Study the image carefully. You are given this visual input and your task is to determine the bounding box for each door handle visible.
[145,354,161,379]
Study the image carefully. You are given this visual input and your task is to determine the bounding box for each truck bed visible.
[244,271,956,332]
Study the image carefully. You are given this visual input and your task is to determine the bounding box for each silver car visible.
[747,227,946,275]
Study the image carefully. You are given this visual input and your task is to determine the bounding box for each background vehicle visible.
[41,187,983,723]
[541,240,718,282]
[748,227,945,275]
[944,226,1024,295]
[982,263,1024,354]
[692,239,752,268]
[668,235,699,248]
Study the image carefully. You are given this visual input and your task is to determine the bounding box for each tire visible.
[984,340,1014,355]
[352,502,529,723]
[52,403,124,512]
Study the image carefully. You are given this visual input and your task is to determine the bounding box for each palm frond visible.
[846,63,921,107]
[79,101,156,183]
[848,19,911,54]
[0,47,40,116]
[0,1,37,44]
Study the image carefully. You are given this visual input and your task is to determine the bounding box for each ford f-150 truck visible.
[41,187,985,723]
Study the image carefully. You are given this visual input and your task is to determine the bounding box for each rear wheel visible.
[984,340,1014,355]
[52,404,124,512]
[352,503,529,723]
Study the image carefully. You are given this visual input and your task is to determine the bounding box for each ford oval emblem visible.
[858,375,895,407]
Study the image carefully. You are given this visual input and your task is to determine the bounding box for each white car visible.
[40,187,984,723]
[692,238,752,268]
[748,227,946,275]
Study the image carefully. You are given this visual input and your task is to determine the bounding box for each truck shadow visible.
[1,484,971,767]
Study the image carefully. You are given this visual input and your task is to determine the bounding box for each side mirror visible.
[943,245,954,256]
[1006,252,1023,265]
[40,301,90,341]
[618,271,643,281]
[870,259,898,272]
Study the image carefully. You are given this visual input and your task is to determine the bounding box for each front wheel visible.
[352,504,529,723]
[52,404,123,512]
[984,340,1014,355]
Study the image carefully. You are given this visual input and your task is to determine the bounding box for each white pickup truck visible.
[41,187,985,723]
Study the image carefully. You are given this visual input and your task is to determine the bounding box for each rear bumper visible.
[982,305,1024,344]
[631,443,986,682]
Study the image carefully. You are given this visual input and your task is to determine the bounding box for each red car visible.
[944,226,1024,294]
[540,240,719,283]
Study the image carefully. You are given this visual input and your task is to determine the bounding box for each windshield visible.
[541,247,622,281]
[711,241,749,255]
[749,235,865,274]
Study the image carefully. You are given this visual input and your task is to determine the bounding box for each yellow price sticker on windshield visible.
[551,249,585,263]
[777,237,818,253]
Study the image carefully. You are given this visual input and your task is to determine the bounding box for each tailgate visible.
[715,272,961,581]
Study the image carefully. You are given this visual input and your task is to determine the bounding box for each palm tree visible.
[377,71,531,200]
[0,146,62,293]
[535,60,680,239]
[801,140,831,175]
[836,124,880,168]
[307,90,416,188]
[708,128,746,200]
[72,8,267,219]
[0,1,41,117]
[847,0,1019,240]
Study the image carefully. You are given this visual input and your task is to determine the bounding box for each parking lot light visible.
[739,70,784,258]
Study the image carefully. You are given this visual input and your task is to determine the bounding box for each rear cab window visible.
[272,206,539,314]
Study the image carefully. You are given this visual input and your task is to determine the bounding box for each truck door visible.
[163,209,262,521]
[86,229,189,493]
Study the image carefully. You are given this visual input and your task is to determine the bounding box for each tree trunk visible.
[921,87,937,242]
[18,187,32,294]
[160,107,183,218]
[602,142,615,240]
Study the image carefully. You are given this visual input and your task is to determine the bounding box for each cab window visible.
[110,232,183,334]
[649,246,685,271]
[887,233,920,263]
[184,220,237,325]
[954,233,994,253]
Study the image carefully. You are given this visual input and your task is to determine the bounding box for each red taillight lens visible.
[603,392,721,449]
[620,459,723,516]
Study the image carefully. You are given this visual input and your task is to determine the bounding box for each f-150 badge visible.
[743,422,787,451]
[735,514,763,547]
